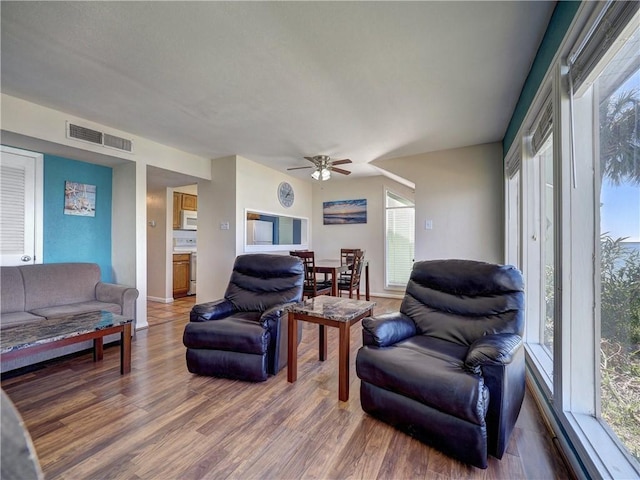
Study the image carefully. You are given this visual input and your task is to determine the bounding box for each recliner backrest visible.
[225,254,304,312]
[400,259,524,346]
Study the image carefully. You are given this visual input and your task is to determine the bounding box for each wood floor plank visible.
[1,296,572,479]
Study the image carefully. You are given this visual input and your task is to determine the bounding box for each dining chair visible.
[338,249,365,299]
[289,250,332,299]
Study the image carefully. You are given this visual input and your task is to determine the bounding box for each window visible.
[385,190,414,288]
[509,2,640,476]
[593,27,640,463]
[522,97,556,391]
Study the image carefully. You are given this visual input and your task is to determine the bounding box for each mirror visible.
[244,209,309,252]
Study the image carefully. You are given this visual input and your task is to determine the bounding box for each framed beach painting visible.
[323,199,367,225]
[64,181,96,217]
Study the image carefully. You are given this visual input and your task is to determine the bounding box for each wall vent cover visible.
[66,122,134,153]
[68,123,102,145]
[103,133,133,152]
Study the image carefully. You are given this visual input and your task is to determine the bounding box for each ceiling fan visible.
[287,155,352,181]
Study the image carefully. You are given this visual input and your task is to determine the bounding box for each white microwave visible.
[181,210,197,230]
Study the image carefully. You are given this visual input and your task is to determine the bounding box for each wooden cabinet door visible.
[173,254,190,297]
[181,193,197,211]
[172,192,182,229]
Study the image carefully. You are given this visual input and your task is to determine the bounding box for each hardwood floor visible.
[2,296,572,479]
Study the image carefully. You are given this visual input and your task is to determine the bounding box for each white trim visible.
[0,145,44,264]
[147,296,174,304]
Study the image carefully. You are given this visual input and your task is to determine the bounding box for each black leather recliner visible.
[356,259,525,469]
[183,254,304,382]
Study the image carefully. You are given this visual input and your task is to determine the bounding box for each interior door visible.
[0,146,43,266]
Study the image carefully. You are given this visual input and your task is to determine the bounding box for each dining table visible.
[314,258,370,300]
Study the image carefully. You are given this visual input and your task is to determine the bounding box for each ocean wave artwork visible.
[323,199,367,225]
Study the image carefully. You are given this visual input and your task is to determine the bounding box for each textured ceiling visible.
[0,1,555,184]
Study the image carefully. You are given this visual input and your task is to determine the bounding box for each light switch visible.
[220,222,230,230]
[425,220,433,230]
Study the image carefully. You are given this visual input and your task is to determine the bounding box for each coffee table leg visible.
[121,323,132,374]
[319,325,327,361]
[288,312,298,383]
[338,322,350,402]
[93,338,104,362]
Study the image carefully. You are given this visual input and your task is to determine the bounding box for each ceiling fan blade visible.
[287,166,313,170]
[331,167,351,175]
[331,159,352,166]
[304,156,317,163]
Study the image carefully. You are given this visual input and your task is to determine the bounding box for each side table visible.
[287,296,376,401]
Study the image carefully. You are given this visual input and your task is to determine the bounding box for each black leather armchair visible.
[356,259,525,469]
[183,254,304,382]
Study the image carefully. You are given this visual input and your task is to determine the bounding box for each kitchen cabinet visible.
[173,193,198,229]
[172,192,182,229]
[181,193,197,211]
[173,253,191,298]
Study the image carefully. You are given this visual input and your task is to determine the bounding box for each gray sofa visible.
[1,262,138,373]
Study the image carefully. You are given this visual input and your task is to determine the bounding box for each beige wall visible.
[374,142,504,264]
[196,155,314,302]
[146,186,171,301]
[1,94,212,328]
[312,176,414,297]
[235,156,313,254]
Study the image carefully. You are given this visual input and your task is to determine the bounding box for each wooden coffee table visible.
[1,310,133,374]
[287,296,376,401]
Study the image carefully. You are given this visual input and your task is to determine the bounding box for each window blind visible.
[506,146,522,179]
[531,101,553,156]
[385,191,415,287]
[568,1,639,94]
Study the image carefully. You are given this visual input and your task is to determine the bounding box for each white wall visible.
[1,94,212,329]
[146,186,170,301]
[312,176,414,297]
[374,142,504,264]
[196,155,314,302]
[235,156,313,254]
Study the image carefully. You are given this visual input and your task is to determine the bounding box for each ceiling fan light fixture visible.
[311,166,331,181]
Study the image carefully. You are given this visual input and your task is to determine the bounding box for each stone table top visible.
[290,296,376,322]
[1,310,132,355]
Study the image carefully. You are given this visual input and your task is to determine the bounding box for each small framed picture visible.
[64,181,96,217]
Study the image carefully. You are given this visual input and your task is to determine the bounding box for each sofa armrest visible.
[95,282,139,321]
[362,312,416,347]
[190,299,236,322]
[465,333,523,374]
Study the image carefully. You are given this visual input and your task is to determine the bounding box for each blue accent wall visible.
[43,155,113,282]
[502,1,581,155]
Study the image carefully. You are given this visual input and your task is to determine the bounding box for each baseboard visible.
[147,296,173,303]
[369,291,405,300]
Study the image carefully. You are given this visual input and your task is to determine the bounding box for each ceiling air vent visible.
[68,123,102,145]
[66,122,134,153]
[104,133,133,153]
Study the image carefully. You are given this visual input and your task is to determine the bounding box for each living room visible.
[2,1,639,478]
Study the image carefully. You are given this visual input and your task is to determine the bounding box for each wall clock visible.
[278,181,294,208]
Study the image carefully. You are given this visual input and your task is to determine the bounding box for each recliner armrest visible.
[362,312,416,347]
[465,333,523,374]
[190,299,236,322]
[259,302,297,328]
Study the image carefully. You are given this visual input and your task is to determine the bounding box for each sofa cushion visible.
[356,335,489,425]
[29,301,121,319]
[20,263,101,311]
[1,267,25,314]
[0,311,44,329]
